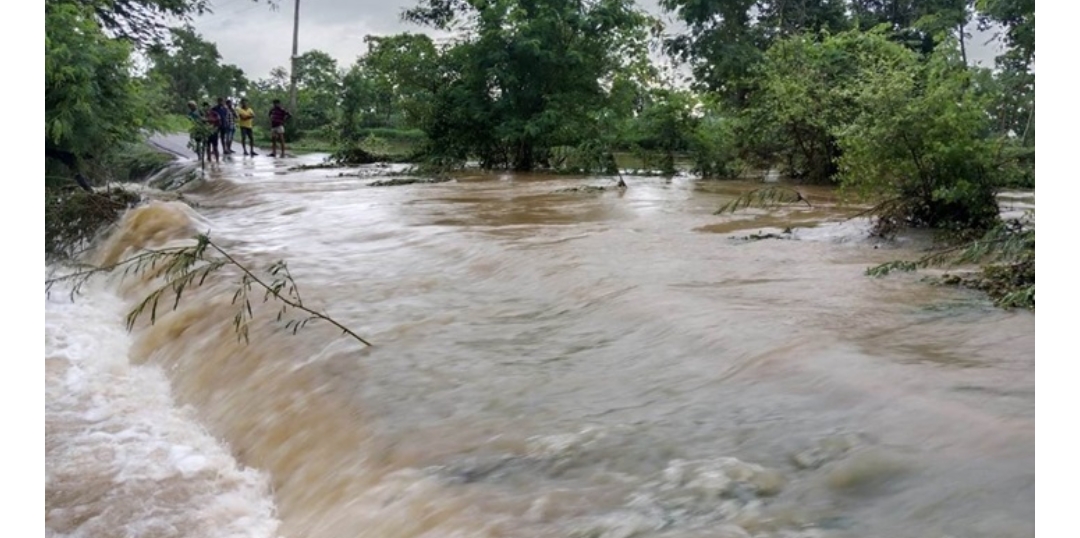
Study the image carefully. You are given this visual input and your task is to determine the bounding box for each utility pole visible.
[288,0,300,112]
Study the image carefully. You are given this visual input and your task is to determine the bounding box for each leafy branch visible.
[865,217,1033,277]
[714,186,812,215]
[865,213,1034,310]
[45,233,373,347]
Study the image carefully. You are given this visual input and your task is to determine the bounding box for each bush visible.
[737,32,895,183]
[348,128,427,143]
[835,37,1002,233]
[46,188,141,261]
[869,216,1035,310]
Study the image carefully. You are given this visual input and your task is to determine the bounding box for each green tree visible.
[75,0,269,47]
[46,0,149,181]
[975,0,1034,68]
[847,0,969,53]
[973,0,1034,172]
[737,30,908,183]
[660,1,975,107]
[623,88,698,175]
[338,65,384,139]
[360,34,442,129]
[660,0,850,104]
[146,26,249,112]
[290,50,342,136]
[405,0,655,171]
[686,96,740,179]
[336,34,442,151]
[836,37,1002,232]
[294,50,341,92]
[336,35,442,144]
[81,0,213,46]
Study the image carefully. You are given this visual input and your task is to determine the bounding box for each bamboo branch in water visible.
[45,234,373,347]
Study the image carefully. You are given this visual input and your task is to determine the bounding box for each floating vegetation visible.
[736,229,794,242]
[555,179,628,194]
[714,187,812,215]
[367,177,454,187]
[867,213,1034,310]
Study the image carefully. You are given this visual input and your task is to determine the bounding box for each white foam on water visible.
[45,275,281,538]
[790,218,877,244]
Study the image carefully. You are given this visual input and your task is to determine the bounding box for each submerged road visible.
[147,133,199,160]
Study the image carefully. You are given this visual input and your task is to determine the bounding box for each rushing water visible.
[45,155,1034,538]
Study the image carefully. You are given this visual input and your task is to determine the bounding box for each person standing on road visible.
[203,101,221,163]
[223,98,239,154]
[237,98,258,156]
[268,99,292,158]
[185,100,207,161]
[212,98,233,155]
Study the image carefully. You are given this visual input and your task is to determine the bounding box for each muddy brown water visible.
[45,155,1034,538]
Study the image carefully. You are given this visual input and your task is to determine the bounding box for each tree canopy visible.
[403,0,656,170]
[146,26,249,111]
[46,0,148,175]
[45,0,1035,234]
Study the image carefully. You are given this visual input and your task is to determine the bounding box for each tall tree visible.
[290,50,342,134]
[361,34,442,128]
[974,0,1034,165]
[403,0,655,171]
[832,34,1002,231]
[75,0,269,48]
[659,0,850,104]
[336,33,443,142]
[293,51,340,91]
[46,0,149,178]
[147,26,249,111]
[975,0,1034,68]
[847,0,968,53]
[660,0,973,106]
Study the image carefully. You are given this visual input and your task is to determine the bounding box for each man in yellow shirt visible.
[237,98,258,156]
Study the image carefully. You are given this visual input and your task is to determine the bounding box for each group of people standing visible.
[187,97,292,163]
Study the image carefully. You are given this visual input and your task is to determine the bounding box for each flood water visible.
[45,154,1034,538]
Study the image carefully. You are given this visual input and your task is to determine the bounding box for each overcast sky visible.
[191,0,1006,80]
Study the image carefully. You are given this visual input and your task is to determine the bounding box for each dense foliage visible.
[834,35,1002,232]
[45,0,148,182]
[399,0,657,171]
[45,0,1035,304]
[146,26,248,114]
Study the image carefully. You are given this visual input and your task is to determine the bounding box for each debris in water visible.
[368,177,453,187]
[790,432,867,470]
[555,185,615,194]
[555,179,627,194]
[825,448,910,494]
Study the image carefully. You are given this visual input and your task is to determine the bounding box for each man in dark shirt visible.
[268,99,292,157]
[212,98,234,155]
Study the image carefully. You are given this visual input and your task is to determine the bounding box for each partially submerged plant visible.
[46,233,373,346]
[866,213,1034,309]
[714,186,812,215]
[45,187,142,262]
[711,184,1033,310]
